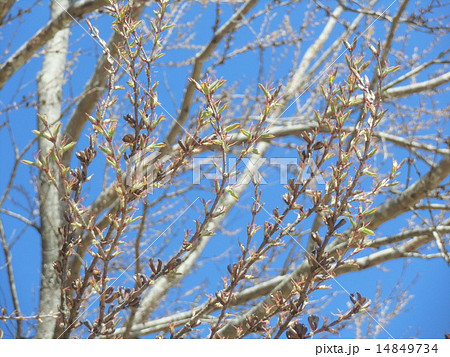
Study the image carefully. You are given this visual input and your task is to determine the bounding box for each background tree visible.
[0,0,448,339]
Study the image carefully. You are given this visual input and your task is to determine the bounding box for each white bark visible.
[284,5,343,99]
[35,0,71,339]
[385,71,450,98]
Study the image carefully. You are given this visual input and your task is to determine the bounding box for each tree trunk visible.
[35,0,71,339]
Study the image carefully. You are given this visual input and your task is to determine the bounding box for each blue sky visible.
[0,0,449,338]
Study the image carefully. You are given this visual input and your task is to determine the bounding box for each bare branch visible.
[0,218,22,337]
[336,234,438,274]
[0,0,15,26]
[385,71,450,98]
[0,209,40,233]
[284,5,343,99]
[365,154,450,231]
[384,49,450,90]
[0,0,103,90]
[370,223,450,249]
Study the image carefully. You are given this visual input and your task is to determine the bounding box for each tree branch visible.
[215,153,450,338]
[0,209,40,233]
[335,234,438,274]
[0,0,103,90]
[35,0,71,339]
[369,223,450,249]
[284,5,343,99]
[132,140,271,324]
[61,0,148,166]
[162,0,259,149]
[363,154,450,231]
[116,275,284,337]
[0,218,22,337]
[0,0,15,26]
[384,49,450,90]
[121,221,450,337]
[384,71,450,98]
